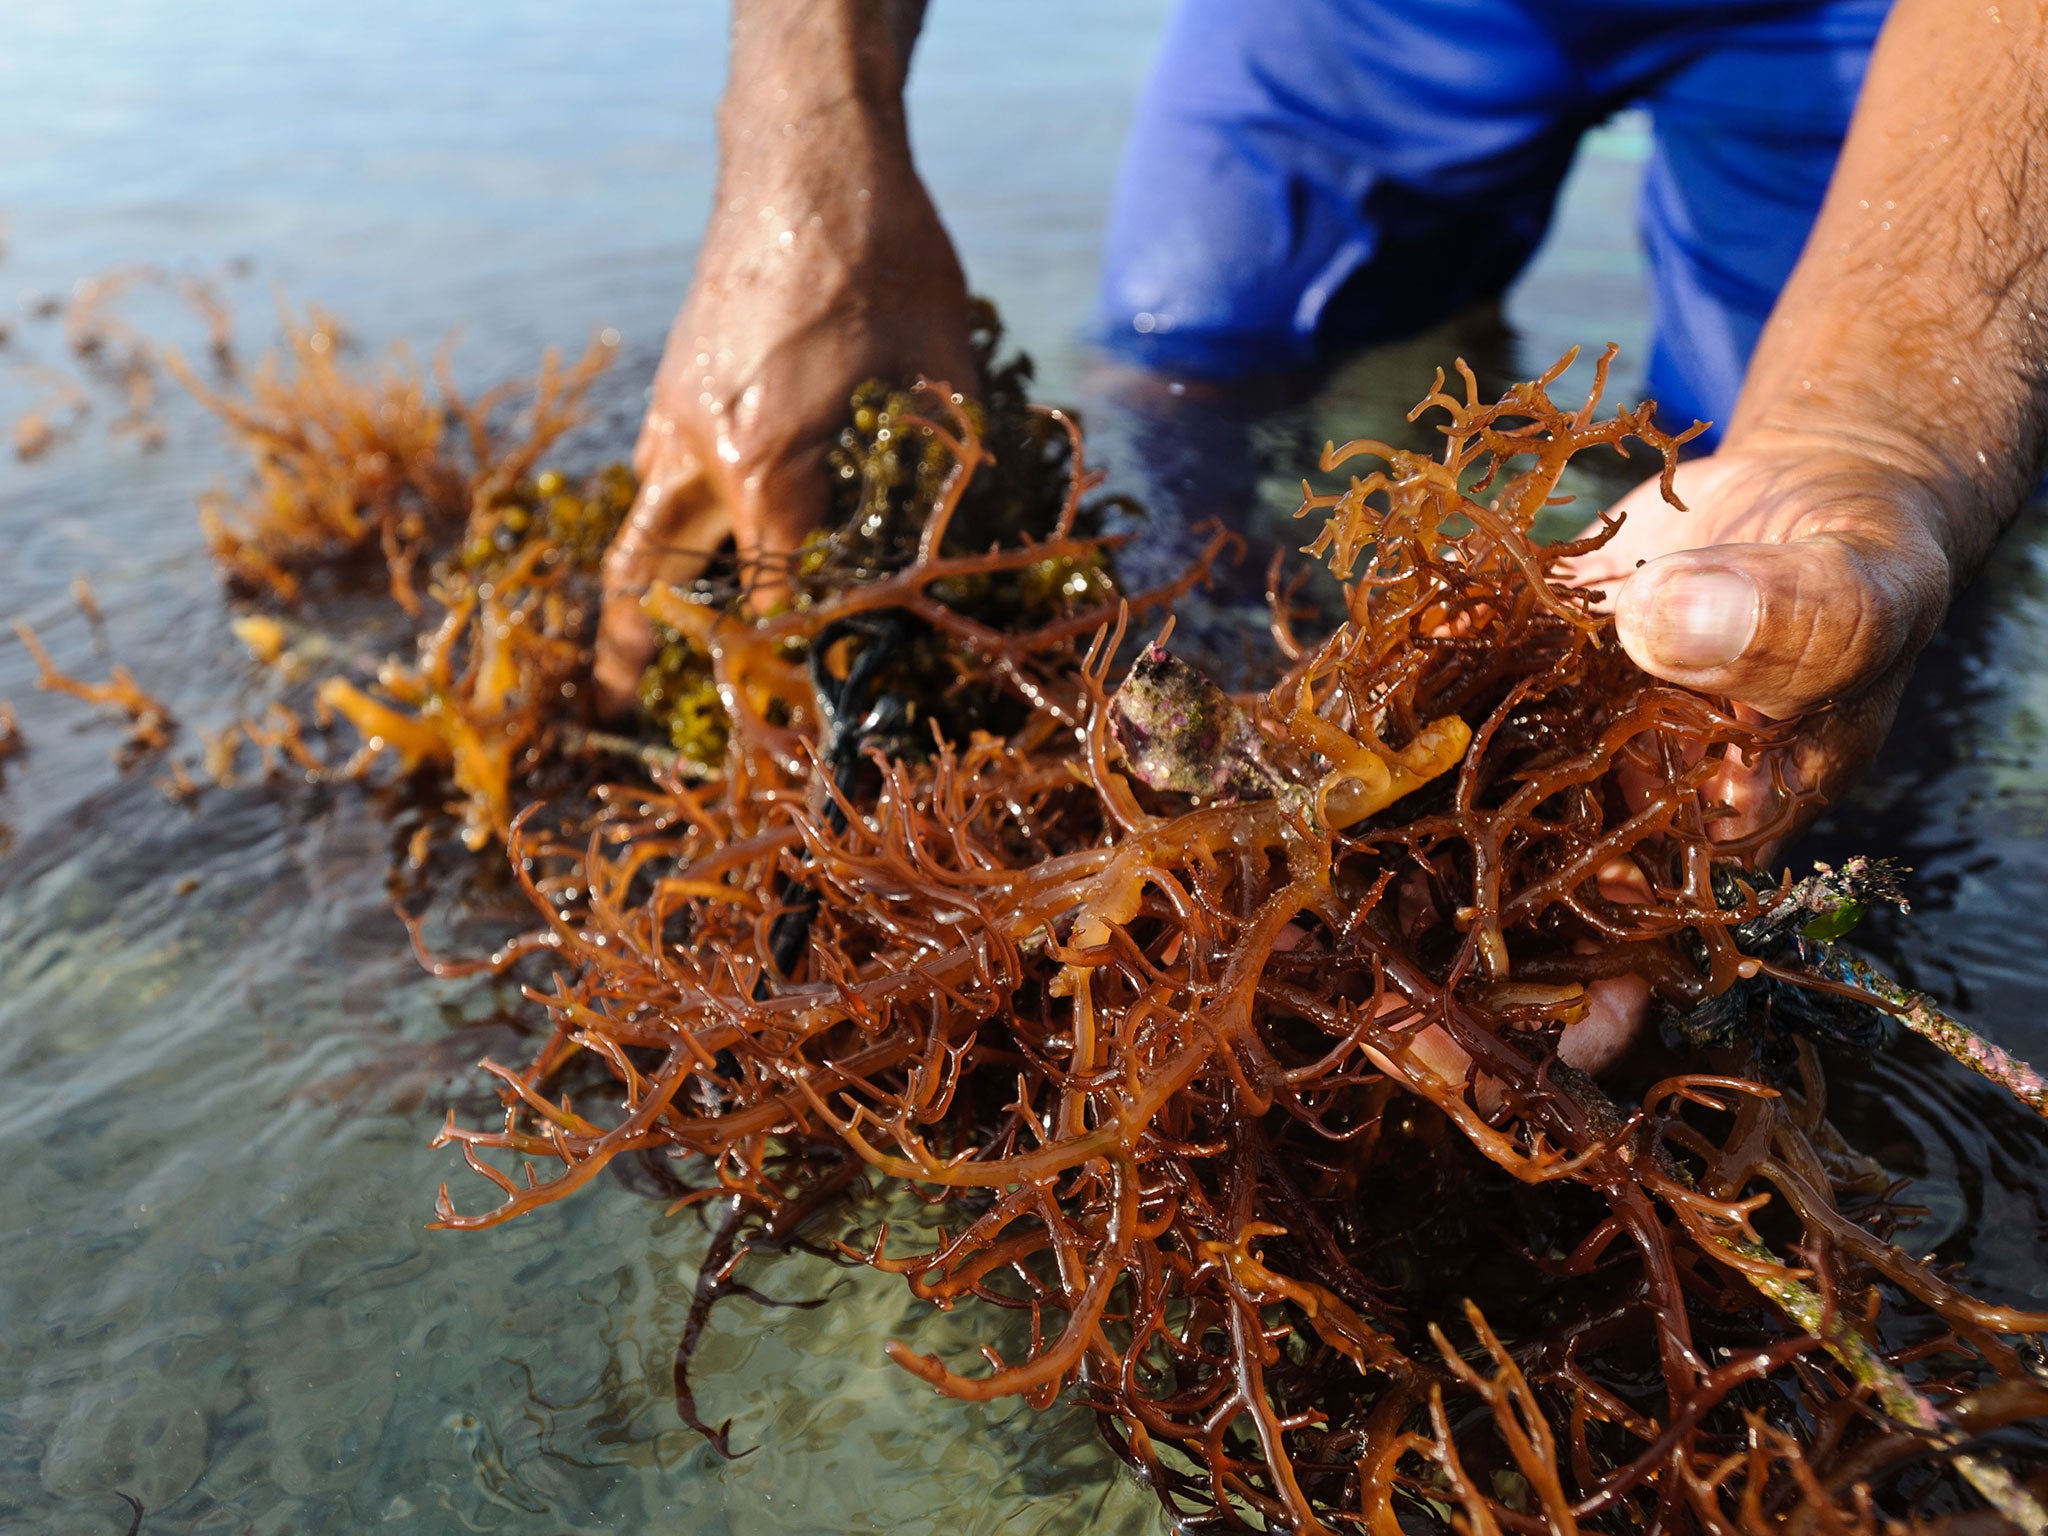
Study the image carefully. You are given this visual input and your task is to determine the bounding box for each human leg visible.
[1094,0,1593,376]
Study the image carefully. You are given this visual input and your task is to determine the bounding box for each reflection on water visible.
[0,4,2043,1532]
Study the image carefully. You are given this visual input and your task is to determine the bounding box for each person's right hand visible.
[1562,441,1958,849]
[595,107,977,716]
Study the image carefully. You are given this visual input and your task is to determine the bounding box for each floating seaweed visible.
[11,618,175,755]
[11,361,90,461]
[412,348,2048,1534]
[166,311,631,846]
[64,263,234,372]
[69,263,237,452]
[5,299,634,844]
[172,306,614,613]
[5,263,240,456]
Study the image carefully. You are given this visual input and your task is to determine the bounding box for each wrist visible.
[1720,0,2048,582]
[703,122,925,271]
[727,0,913,129]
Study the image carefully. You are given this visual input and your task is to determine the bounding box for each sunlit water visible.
[2,4,2044,1532]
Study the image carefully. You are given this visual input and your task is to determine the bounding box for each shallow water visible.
[1,4,2044,1532]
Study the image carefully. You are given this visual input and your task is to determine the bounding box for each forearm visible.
[600,1,961,706]
[1729,0,2048,577]
[724,0,926,151]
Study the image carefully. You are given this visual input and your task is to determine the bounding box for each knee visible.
[1094,164,1339,377]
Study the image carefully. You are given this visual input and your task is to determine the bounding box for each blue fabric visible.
[1094,0,1893,444]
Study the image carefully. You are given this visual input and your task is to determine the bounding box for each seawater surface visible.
[2,4,2045,1532]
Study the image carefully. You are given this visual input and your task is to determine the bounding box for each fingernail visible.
[1629,566,1759,670]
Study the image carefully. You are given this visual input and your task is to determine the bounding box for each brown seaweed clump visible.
[166,313,634,849]
[425,351,2048,1533]
[175,307,613,613]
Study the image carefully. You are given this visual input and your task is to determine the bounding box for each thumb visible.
[732,445,829,613]
[1611,531,1947,720]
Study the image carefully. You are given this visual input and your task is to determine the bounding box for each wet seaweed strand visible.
[9,262,235,459]
[10,618,175,754]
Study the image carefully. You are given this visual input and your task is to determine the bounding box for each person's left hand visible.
[1562,443,1958,848]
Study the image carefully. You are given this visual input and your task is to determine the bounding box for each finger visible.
[732,444,830,614]
[595,460,729,717]
[1559,975,1653,1075]
[1559,868,1653,1073]
[1697,668,1909,858]
[1611,530,1947,721]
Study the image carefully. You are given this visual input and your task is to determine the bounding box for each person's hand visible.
[594,109,976,715]
[1563,443,1957,844]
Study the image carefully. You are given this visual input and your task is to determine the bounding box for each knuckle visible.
[1766,534,1939,711]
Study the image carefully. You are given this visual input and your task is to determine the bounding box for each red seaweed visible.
[417,348,2048,1533]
